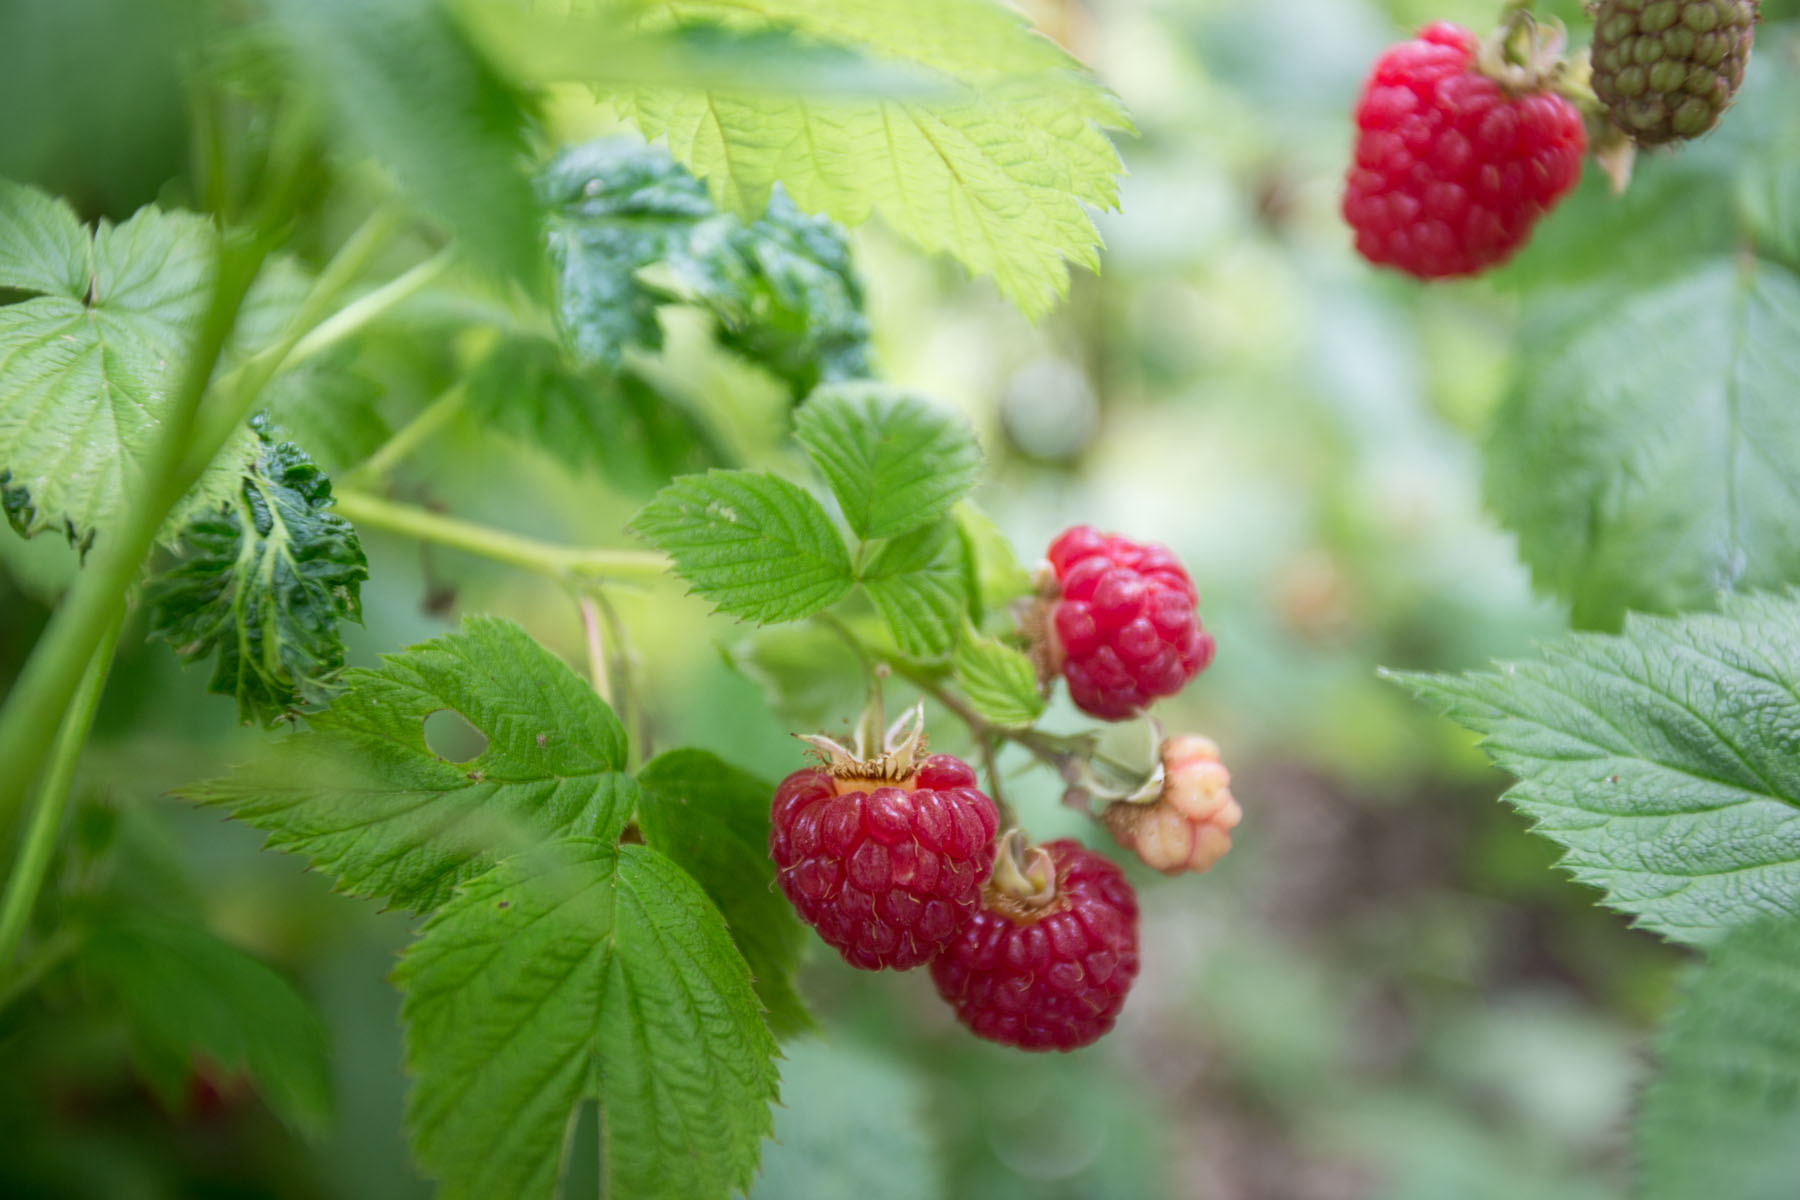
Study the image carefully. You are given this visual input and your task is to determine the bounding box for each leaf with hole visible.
[182,616,636,912]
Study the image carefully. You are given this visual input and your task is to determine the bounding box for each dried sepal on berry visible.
[771,704,1000,971]
[929,833,1140,1051]
[1101,734,1242,875]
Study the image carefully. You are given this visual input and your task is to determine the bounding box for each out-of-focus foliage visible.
[1637,916,1800,1200]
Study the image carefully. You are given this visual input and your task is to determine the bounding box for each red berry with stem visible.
[1342,21,1585,279]
[770,706,1000,971]
[1042,525,1213,721]
[929,835,1140,1051]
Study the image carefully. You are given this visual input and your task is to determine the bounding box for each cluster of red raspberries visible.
[770,529,1227,1051]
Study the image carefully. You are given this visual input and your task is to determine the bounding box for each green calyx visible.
[1590,0,1759,144]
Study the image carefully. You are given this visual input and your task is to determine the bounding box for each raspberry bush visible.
[2,0,1799,1195]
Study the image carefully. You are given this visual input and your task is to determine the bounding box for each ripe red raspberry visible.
[1042,525,1213,721]
[1342,22,1585,279]
[930,837,1140,1051]
[770,717,999,970]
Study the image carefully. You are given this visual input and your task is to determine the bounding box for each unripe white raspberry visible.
[1100,733,1241,875]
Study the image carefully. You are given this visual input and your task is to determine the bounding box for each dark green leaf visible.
[463,334,723,493]
[630,470,853,624]
[1389,591,1800,945]
[1488,256,1800,629]
[540,139,869,394]
[396,839,778,1200]
[1639,916,1800,1200]
[794,384,982,540]
[147,433,368,726]
[80,915,331,1135]
[860,519,968,659]
[636,749,810,1036]
[266,0,542,287]
[183,616,635,912]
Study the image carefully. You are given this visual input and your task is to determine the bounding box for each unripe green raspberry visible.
[1590,0,1759,144]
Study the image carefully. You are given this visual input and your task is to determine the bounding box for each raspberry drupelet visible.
[930,836,1140,1051]
[1042,525,1213,721]
[1342,22,1585,279]
[770,710,999,971]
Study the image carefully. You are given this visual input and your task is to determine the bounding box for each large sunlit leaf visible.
[0,179,257,546]
[183,616,635,912]
[397,839,778,1200]
[1487,256,1800,630]
[493,0,1128,317]
[1390,591,1800,946]
[1638,916,1800,1200]
[147,432,368,726]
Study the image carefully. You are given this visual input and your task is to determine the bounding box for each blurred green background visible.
[12,0,1790,1195]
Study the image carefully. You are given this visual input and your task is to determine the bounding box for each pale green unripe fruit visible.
[1590,0,1759,144]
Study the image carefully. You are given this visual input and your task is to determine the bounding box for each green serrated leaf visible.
[636,748,810,1037]
[182,616,635,912]
[750,1040,942,1200]
[794,383,982,541]
[860,518,968,659]
[600,0,1129,317]
[266,0,542,287]
[396,839,778,1200]
[630,469,853,624]
[0,180,258,546]
[1388,591,1800,946]
[146,433,368,727]
[1638,916,1800,1200]
[463,334,724,493]
[1488,256,1800,630]
[953,500,1034,624]
[79,915,331,1136]
[723,623,867,730]
[540,139,870,394]
[952,634,1045,728]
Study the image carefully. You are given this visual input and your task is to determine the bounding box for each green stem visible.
[180,207,411,481]
[577,595,615,706]
[331,488,671,584]
[286,247,452,368]
[0,613,124,971]
[346,384,467,486]
[0,230,268,833]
